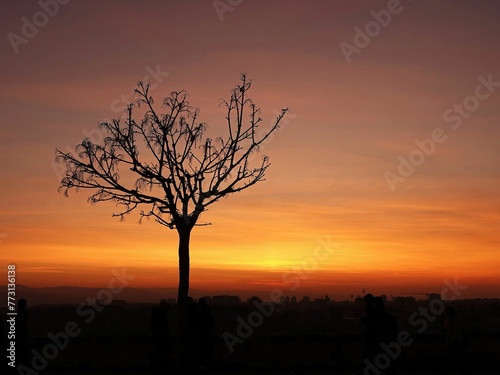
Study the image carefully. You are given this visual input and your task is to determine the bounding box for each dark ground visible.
[3,300,500,374]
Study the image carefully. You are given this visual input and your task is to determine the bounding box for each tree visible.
[55,74,288,306]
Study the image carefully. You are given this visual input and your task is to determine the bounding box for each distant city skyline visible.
[1,283,497,308]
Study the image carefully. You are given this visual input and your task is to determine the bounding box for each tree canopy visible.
[56,74,288,232]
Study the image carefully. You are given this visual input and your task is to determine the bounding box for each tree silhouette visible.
[55,74,288,305]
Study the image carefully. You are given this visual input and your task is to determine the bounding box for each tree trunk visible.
[177,227,191,304]
[176,227,191,372]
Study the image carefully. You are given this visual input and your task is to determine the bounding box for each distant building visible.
[392,296,416,303]
[212,295,240,305]
[315,295,331,305]
[428,293,441,301]
[282,295,290,304]
[392,296,416,309]
[291,296,297,304]
[355,296,365,305]
[301,296,310,304]
[247,296,262,304]
[200,296,212,303]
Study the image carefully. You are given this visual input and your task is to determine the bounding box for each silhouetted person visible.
[444,306,469,374]
[17,298,29,368]
[373,297,397,344]
[184,297,200,372]
[373,297,398,374]
[361,294,377,362]
[197,298,215,371]
[151,300,170,371]
[360,296,398,374]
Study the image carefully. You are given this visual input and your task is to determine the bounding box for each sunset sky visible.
[1,0,499,300]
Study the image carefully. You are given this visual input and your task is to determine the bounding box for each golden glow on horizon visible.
[3,182,500,296]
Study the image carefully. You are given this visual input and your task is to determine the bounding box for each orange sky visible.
[1,1,499,300]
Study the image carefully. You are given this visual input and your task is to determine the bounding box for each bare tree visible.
[55,74,288,305]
